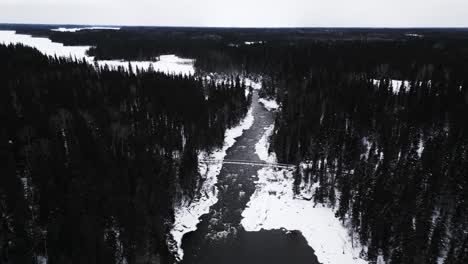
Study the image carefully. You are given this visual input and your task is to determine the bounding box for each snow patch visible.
[97,55,195,75]
[170,108,254,261]
[361,137,371,160]
[241,167,367,264]
[376,253,386,264]
[259,98,279,111]
[405,33,423,38]
[203,73,252,98]
[244,78,262,90]
[37,256,48,264]
[244,41,264,45]
[372,79,410,93]
[255,124,277,163]
[214,107,255,161]
[417,138,425,157]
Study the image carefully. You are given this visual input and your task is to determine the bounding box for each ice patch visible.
[259,98,279,111]
[255,124,277,163]
[170,108,254,261]
[241,167,367,264]
[51,27,120,32]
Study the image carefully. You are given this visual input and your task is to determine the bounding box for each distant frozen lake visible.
[0,30,195,75]
[51,27,121,32]
[0,30,91,58]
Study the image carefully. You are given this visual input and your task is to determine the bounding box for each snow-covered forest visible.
[0,26,467,264]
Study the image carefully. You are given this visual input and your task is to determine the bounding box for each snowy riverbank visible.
[246,96,368,264]
[170,108,254,261]
[255,124,277,163]
[259,98,279,111]
[241,166,368,264]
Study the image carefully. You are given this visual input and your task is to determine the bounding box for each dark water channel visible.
[180,91,320,264]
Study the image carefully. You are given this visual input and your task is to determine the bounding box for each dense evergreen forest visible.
[1,25,468,264]
[0,44,250,264]
[4,25,468,74]
[268,47,468,263]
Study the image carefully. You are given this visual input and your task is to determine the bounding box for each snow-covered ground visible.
[97,55,194,75]
[0,30,194,75]
[51,27,120,32]
[259,98,279,111]
[241,166,368,264]
[170,108,254,261]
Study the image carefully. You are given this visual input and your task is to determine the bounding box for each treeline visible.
[7,25,468,75]
[0,44,250,264]
[271,59,468,262]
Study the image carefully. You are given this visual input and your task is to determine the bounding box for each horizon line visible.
[1,22,468,30]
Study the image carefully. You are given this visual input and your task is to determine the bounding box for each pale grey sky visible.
[1,0,467,27]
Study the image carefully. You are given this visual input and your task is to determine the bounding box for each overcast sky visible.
[1,0,467,27]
